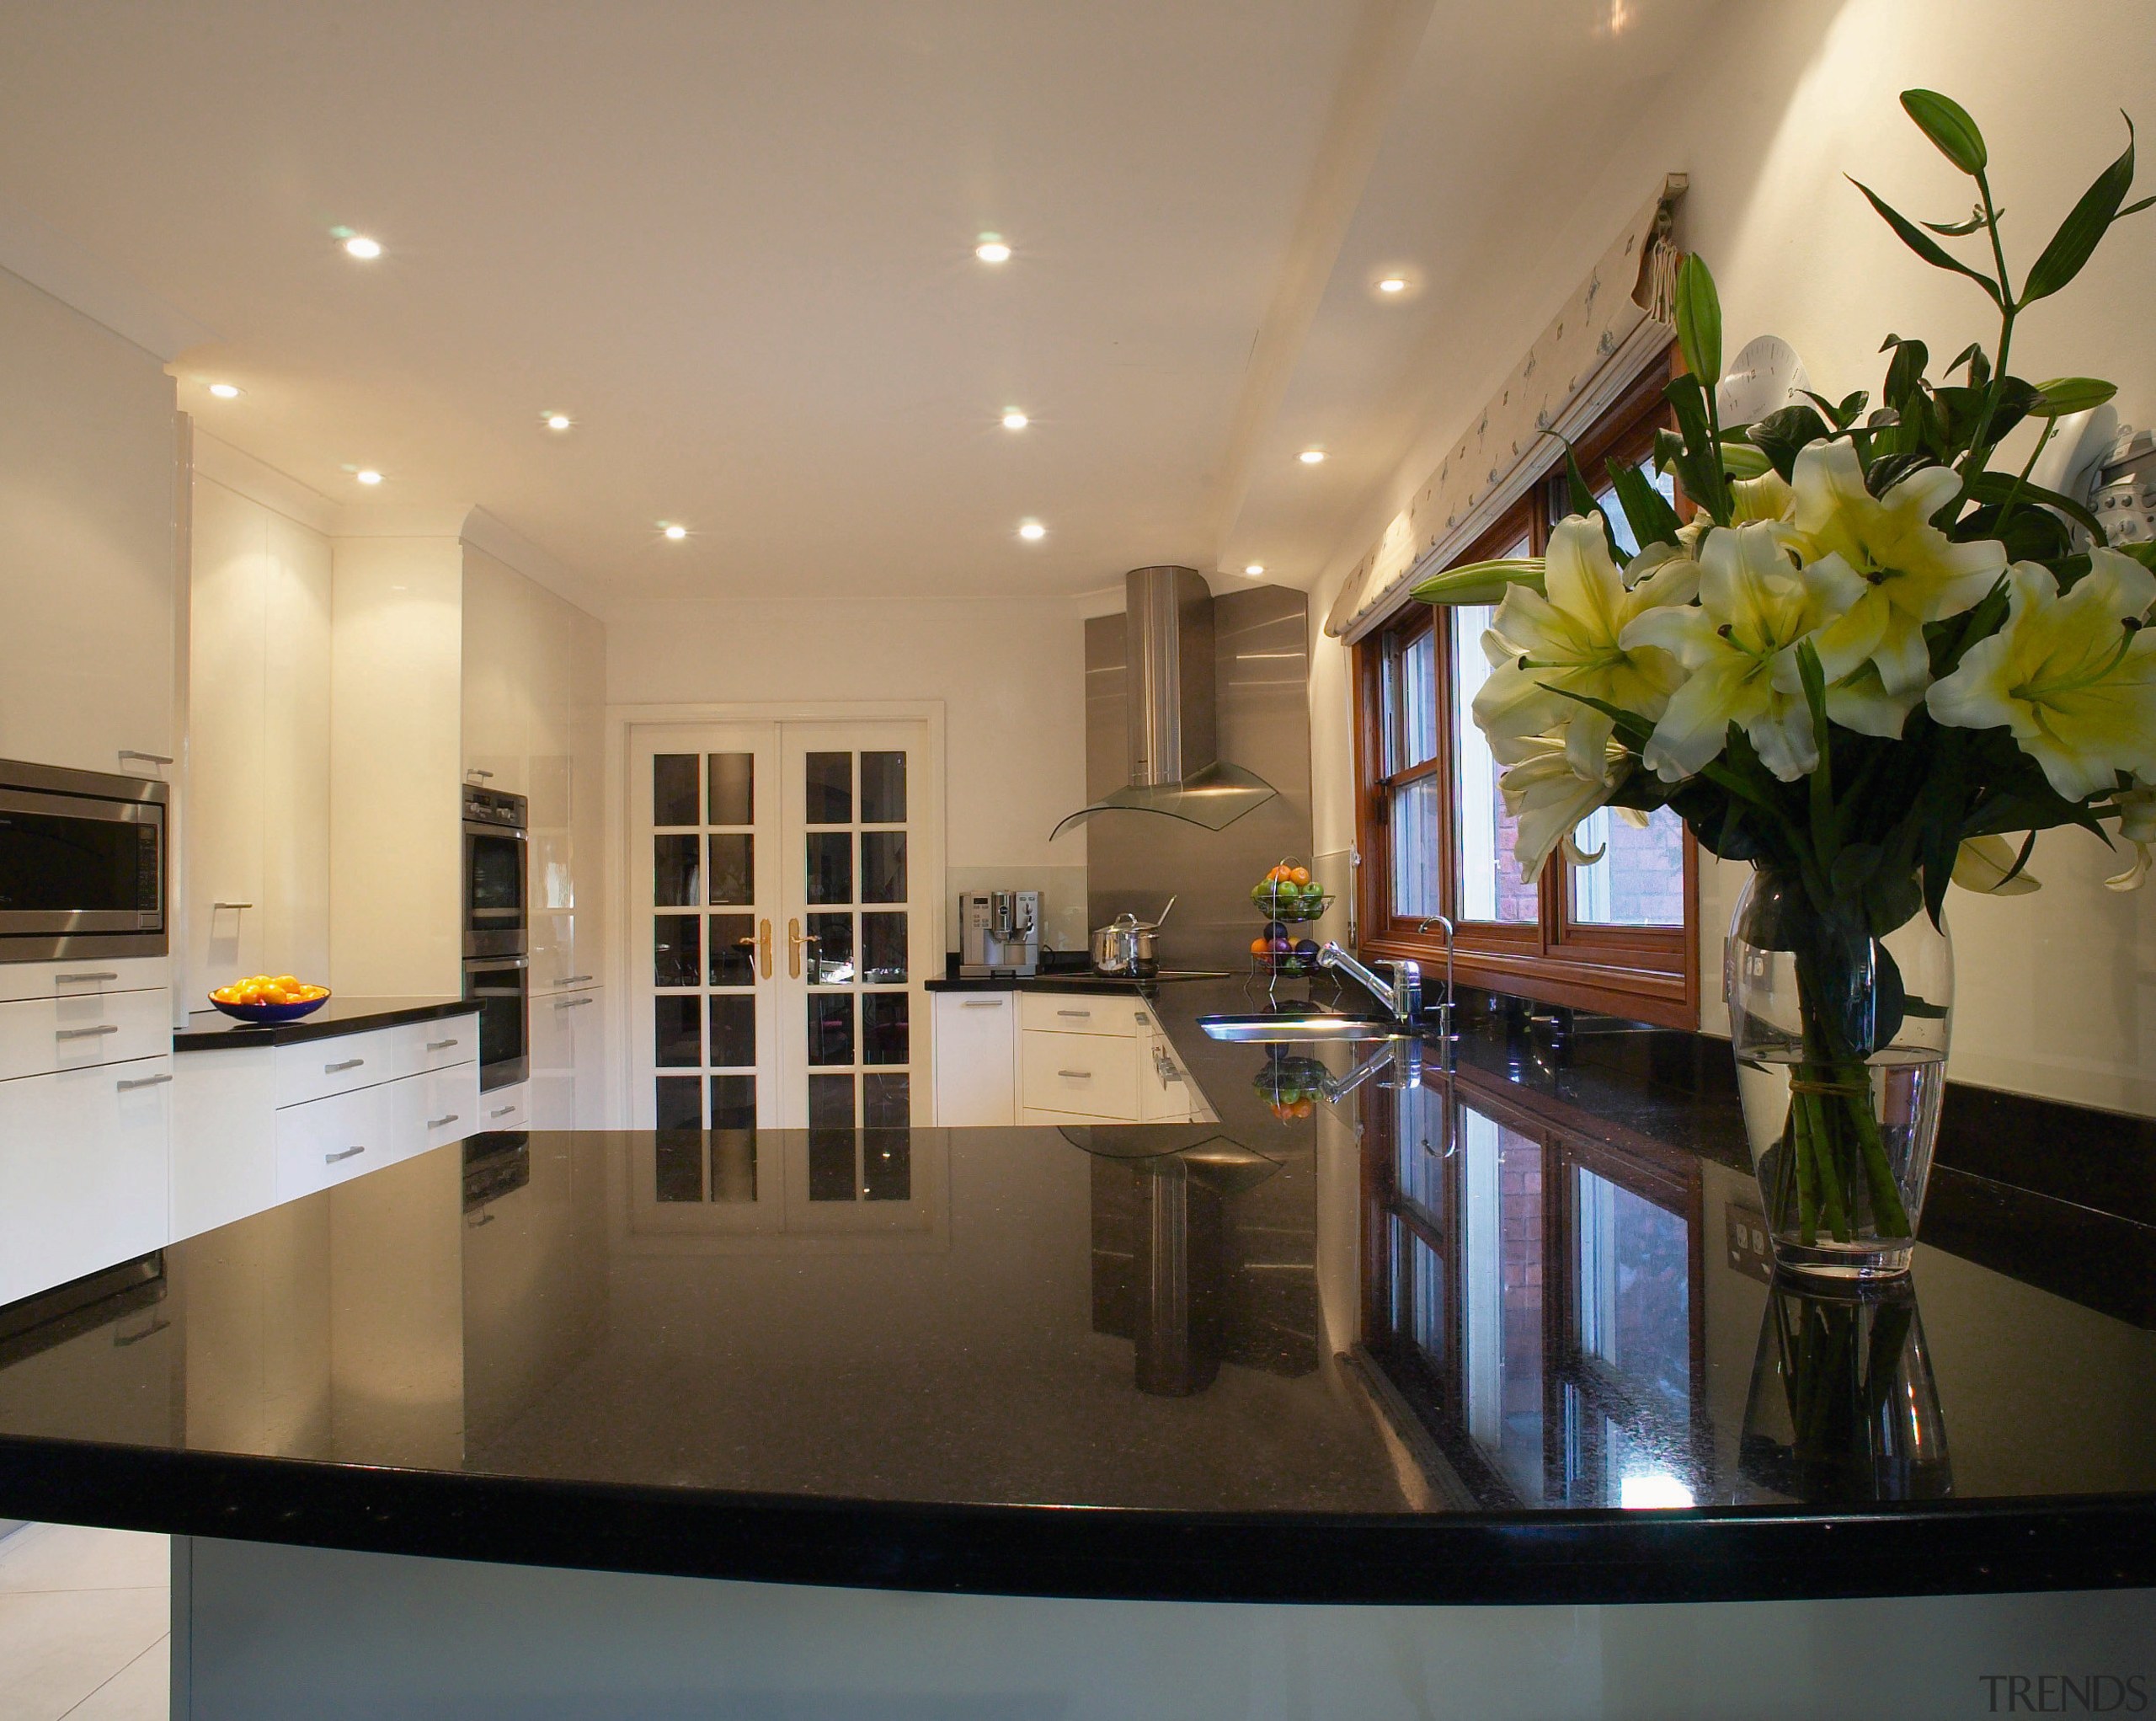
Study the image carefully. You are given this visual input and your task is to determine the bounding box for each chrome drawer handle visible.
[116,1072,173,1090]
[961,999,1004,1008]
[324,1145,366,1164]
[558,975,594,986]
[488,1104,517,1119]
[57,1024,121,1040]
[118,750,173,767]
[325,1058,365,1073]
[428,1114,461,1129]
[211,901,253,911]
[1055,1009,1091,1018]
[556,997,593,1009]
[57,971,120,983]
[1057,1069,1092,1080]
[426,1038,461,1050]
[467,1211,497,1229]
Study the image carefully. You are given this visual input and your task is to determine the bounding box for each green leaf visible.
[1850,177,2004,307]
[2031,376,2119,416]
[1607,457,1684,549]
[2022,115,2138,303]
[1536,683,1656,751]
[1881,334,1930,413]
[1748,404,1832,480]
[1718,437,1773,478]
[1673,254,1722,397]
[1801,388,1872,431]
[1865,452,1936,499]
[2120,193,2156,218]
[1901,90,1988,175]
[1943,341,1989,388]
[1962,470,2106,541]
[1664,372,1732,521]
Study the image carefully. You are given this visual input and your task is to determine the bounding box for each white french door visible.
[630,719,934,1141]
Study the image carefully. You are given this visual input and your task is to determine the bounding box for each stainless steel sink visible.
[1198,1012,1408,1043]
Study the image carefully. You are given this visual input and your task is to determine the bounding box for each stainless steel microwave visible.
[0,758,168,962]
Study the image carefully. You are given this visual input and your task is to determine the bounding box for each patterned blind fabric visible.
[1324,176,1687,640]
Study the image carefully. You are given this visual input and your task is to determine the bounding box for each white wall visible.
[1309,0,2156,1114]
[0,265,176,777]
[606,596,1091,952]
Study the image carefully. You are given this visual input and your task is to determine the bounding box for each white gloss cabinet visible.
[0,1057,173,1305]
[931,993,1017,1126]
[529,987,603,1130]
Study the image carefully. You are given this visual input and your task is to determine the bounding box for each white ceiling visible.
[0,0,1729,613]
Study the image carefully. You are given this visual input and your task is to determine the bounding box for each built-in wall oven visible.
[0,758,167,963]
[462,784,528,1091]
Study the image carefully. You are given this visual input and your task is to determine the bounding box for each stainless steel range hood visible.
[1052,566,1278,837]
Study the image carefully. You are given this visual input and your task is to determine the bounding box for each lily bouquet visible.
[1417,91,2154,1275]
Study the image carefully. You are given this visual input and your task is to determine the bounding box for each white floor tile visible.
[0,1527,168,1595]
[61,1635,168,1721]
[0,1588,168,1721]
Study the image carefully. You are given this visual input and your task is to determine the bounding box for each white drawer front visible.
[0,1056,172,1305]
[274,1026,398,1110]
[274,1081,395,1202]
[0,956,170,1006]
[399,1063,482,1158]
[476,1082,529,1132]
[397,1013,480,1079]
[1018,992,1149,1039]
[0,986,171,1082]
[1021,1029,1139,1120]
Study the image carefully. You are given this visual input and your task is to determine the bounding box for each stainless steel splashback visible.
[1086,585,1313,973]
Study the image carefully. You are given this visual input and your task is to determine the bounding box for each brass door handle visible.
[787,917,802,980]
[758,917,774,980]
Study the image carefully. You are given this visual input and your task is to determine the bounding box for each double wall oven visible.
[462,784,528,1091]
[0,759,167,963]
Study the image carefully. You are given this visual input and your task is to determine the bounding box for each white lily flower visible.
[1790,440,2006,697]
[1951,833,2041,895]
[2105,772,2155,892]
[1619,521,1877,783]
[1924,548,2156,800]
[1489,732,1630,883]
[1473,514,1700,779]
[1676,468,1795,555]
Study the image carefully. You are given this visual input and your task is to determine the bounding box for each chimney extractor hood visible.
[1052,566,1278,838]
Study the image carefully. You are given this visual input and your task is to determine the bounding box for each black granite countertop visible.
[1,970,2153,1605]
[173,995,478,1050]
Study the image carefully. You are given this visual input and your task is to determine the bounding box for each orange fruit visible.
[1249,937,1269,956]
[1289,866,1310,885]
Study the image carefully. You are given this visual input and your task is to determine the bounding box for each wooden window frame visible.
[1352,350,1700,1028]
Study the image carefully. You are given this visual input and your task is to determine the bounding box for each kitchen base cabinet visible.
[530,986,602,1130]
[931,993,1017,1125]
[0,1056,172,1305]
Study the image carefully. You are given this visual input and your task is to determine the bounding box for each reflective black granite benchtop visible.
[1,971,2152,1604]
[173,994,477,1050]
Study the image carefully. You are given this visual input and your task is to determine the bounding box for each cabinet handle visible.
[555,997,594,1009]
[557,975,594,986]
[428,1114,461,1129]
[961,998,1005,1009]
[426,1038,461,1050]
[57,1024,121,1040]
[488,1104,517,1119]
[467,1211,497,1229]
[467,769,494,781]
[118,751,173,767]
[211,901,253,911]
[324,1057,365,1073]
[113,1317,172,1347]
[324,1145,366,1164]
[116,1072,173,1090]
[57,971,120,983]
[1057,1069,1092,1080]
[1056,1009,1091,1018]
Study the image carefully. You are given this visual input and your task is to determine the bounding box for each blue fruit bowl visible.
[209,991,331,1024]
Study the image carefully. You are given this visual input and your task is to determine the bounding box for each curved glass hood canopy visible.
[1052,565,1280,839]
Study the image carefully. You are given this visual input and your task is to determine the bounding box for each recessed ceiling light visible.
[342,234,382,260]
[355,469,383,485]
[545,412,572,431]
[1378,276,1408,295]
[207,382,242,399]
[1299,449,1326,465]
[1001,409,1029,430]
[1017,520,1046,541]
[661,523,688,540]
[1244,564,1265,577]
[975,234,1012,264]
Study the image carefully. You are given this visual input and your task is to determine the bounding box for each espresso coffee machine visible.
[958,890,1042,978]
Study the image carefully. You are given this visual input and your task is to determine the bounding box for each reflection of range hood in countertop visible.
[1053,566,1279,838]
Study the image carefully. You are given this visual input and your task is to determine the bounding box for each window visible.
[1353,352,1700,1026]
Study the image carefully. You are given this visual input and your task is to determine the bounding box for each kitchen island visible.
[1,975,2152,1716]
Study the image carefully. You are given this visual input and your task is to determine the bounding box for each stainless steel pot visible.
[1091,896,1174,977]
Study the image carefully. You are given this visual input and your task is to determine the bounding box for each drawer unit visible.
[396,1013,481,1079]
[274,1080,396,1203]
[1022,1029,1140,1120]
[399,1062,483,1157]
[0,956,170,1006]
[0,1056,172,1305]
[475,1082,530,1133]
[931,991,1017,1126]
[1019,993,1150,1039]
[0,986,171,1083]
[273,1026,399,1110]
[1138,1032,1200,1124]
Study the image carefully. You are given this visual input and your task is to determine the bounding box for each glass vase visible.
[1726,865,1952,1280]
